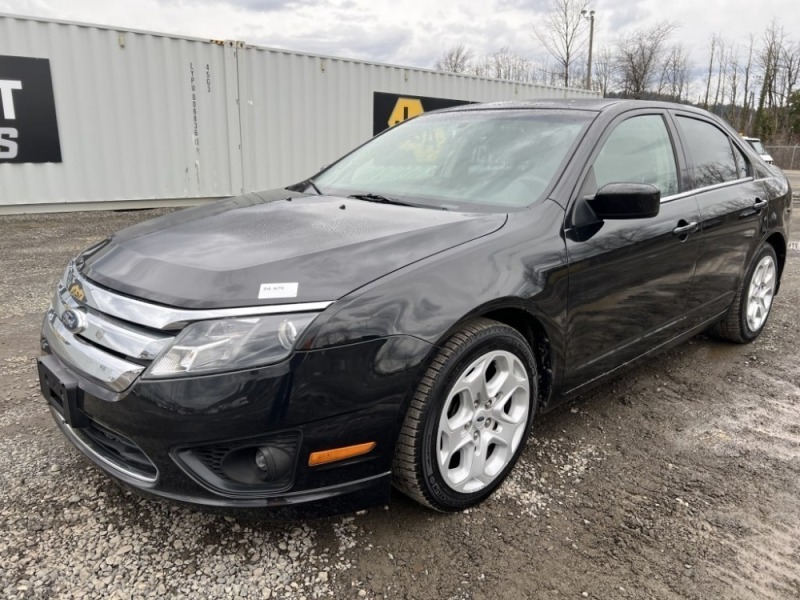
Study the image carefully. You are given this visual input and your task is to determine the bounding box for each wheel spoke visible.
[748,300,759,320]
[438,430,474,467]
[440,398,473,434]
[485,357,512,399]
[491,385,529,424]
[763,289,774,307]
[484,421,519,449]
[467,444,489,486]
[754,264,766,286]
[450,359,489,406]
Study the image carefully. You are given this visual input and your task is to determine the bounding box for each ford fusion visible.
[39,100,792,516]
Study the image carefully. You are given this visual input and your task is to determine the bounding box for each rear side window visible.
[676,116,738,188]
[590,115,679,197]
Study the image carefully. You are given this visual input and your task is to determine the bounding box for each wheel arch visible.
[765,231,787,294]
[430,303,556,408]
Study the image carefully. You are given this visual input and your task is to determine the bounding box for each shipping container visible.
[0,13,600,213]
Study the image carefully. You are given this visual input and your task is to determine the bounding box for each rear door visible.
[672,113,768,320]
[563,110,701,392]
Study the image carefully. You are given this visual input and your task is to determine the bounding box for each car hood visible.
[80,189,507,309]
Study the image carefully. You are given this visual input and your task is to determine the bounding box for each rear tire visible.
[392,318,538,511]
[711,244,778,343]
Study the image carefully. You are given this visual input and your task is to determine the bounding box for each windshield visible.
[313,109,593,210]
[748,139,767,154]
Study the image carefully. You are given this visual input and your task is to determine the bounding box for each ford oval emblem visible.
[61,309,86,334]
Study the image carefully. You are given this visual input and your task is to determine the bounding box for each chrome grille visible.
[43,261,334,393]
[54,282,173,361]
[61,262,333,331]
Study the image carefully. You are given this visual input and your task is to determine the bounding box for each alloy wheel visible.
[435,350,530,493]
[746,255,777,332]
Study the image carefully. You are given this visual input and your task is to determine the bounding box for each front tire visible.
[712,243,778,343]
[392,318,538,511]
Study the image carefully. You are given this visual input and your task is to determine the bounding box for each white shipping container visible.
[0,13,599,213]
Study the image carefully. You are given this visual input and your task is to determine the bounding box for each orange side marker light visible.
[308,442,376,467]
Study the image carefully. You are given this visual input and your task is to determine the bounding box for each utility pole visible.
[581,9,595,90]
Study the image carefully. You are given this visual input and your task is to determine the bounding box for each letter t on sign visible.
[0,80,23,119]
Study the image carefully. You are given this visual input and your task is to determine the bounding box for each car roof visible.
[439,98,719,119]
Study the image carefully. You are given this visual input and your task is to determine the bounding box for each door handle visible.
[672,221,699,236]
[753,198,768,210]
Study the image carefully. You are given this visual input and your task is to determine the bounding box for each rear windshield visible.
[314,110,593,210]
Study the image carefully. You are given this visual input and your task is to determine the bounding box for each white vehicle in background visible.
[743,137,775,165]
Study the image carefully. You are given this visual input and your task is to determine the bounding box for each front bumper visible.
[47,400,391,518]
[38,318,432,516]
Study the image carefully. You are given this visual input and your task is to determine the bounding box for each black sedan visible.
[38,99,792,516]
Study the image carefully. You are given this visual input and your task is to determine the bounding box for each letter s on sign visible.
[0,127,19,159]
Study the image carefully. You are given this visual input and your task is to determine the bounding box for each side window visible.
[732,143,750,179]
[588,115,679,197]
[676,116,738,188]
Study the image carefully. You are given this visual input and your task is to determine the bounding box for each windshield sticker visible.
[258,282,299,299]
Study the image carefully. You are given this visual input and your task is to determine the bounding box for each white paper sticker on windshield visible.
[258,282,299,299]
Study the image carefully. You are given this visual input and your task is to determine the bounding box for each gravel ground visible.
[1,200,799,600]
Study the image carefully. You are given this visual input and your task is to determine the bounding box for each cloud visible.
[161,0,319,10]
[601,1,650,33]
[493,0,551,13]
[237,0,313,9]
[250,22,413,64]
[0,0,797,84]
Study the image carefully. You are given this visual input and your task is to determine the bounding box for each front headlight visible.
[143,313,318,378]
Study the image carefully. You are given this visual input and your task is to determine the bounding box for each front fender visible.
[305,199,570,395]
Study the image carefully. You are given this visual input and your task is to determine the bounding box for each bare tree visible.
[712,37,727,108]
[489,47,535,82]
[756,21,785,137]
[658,44,690,101]
[533,0,589,88]
[593,45,613,96]
[470,54,492,78]
[726,45,741,125]
[434,44,474,73]
[535,56,564,86]
[703,34,719,109]
[775,42,800,138]
[741,34,756,131]
[780,42,799,104]
[615,21,678,98]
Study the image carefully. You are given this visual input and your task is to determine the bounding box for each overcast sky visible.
[0,0,797,89]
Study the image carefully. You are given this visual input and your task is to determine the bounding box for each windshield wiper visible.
[347,193,413,206]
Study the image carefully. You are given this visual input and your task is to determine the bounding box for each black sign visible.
[0,55,61,163]
[373,92,473,136]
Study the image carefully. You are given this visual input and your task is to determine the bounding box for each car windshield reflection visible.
[314,110,593,211]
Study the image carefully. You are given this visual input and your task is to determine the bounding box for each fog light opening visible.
[254,446,293,481]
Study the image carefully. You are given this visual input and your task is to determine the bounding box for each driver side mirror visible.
[586,183,661,220]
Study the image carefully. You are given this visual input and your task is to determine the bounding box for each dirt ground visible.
[1,188,799,599]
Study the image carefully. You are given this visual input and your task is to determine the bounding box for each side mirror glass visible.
[587,183,661,220]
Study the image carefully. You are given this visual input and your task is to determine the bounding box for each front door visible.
[563,111,701,392]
